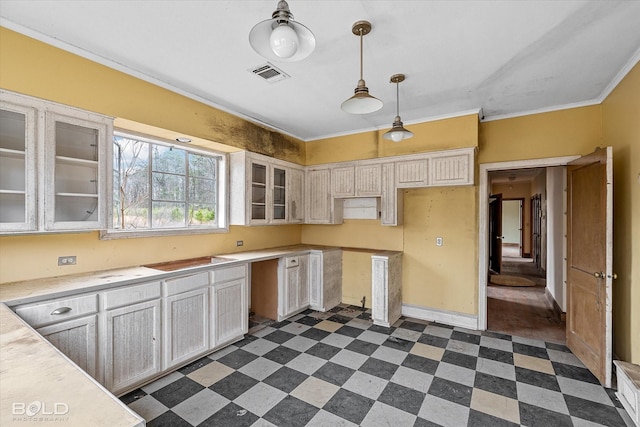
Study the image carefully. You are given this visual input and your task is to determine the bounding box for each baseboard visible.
[402,304,478,330]
[544,288,566,322]
[523,252,532,258]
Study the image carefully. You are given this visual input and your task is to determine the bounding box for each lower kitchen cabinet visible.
[163,287,209,370]
[212,277,247,348]
[104,298,162,395]
[37,314,99,381]
[309,249,342,312]
[279,255,309,320]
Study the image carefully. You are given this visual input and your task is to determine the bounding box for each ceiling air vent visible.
[249,62,290,83]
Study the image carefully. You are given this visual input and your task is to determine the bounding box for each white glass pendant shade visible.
[270,23,299,58]
[383,117,414,142]
[249,1,315,62]
[341,80,383,114]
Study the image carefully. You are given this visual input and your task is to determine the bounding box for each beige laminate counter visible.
[0,304,144,426]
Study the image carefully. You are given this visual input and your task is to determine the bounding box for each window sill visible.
[99,225,229,240]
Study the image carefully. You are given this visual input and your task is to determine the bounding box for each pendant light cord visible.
[396,82,400,117]
[359,28,364,81]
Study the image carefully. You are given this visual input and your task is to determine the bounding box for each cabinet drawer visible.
[103,281,161,310]
[14,293,98,328]
[164,271,210,297]
[211,265,246,283]
[284,256,299,268]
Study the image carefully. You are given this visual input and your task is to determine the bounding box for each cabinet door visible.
[37,314,99,381]
[381,163,402,226]
[283,265,300,318]
[212,278,247,348]
[331,166,355,198]
[0,101,37,232]
[288,168,304,223]
[271,166,287,223]
[249,160,269,225]
[44,110,110,231]
[104,299,161,394]
[164,287,209,370]
[306,168,331,223]
[355,163,382,196]
[298,254,310,308]
[308,252,323,310]
[396,158,428,188]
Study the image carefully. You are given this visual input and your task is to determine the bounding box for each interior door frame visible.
[478,155,579,330]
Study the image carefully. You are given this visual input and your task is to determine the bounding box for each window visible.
[105,131,226,237]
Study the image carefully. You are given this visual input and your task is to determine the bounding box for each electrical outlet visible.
[236,240,244,247]
[58,256,76,266]
[436,237,443,247]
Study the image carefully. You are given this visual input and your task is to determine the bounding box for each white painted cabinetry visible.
[0,90,112,234]
[381,163,402,226]
[163,272,210,370]
[332,165,355,197]
[395,158,429,188]
[355,163,382,196]
[278,254,309,320]
[305,166,334,224]
[309,249,342,312]
[103,281,162,395]
[230,151,304,226]
[372,252,403,327]
[14,293,100,381]
[211,264,248,348]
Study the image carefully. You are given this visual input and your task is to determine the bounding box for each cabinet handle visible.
[50,307,72,315]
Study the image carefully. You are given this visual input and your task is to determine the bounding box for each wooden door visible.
[488,194,503,274]
[567,147,613,387]
[532,194,543,273]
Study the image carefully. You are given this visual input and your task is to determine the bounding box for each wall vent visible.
[249,62,289,83]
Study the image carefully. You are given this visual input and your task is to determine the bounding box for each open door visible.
[488,194,503,274]
[566,147,613,387]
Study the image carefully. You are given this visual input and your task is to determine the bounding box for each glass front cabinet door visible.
[0,101,37,232]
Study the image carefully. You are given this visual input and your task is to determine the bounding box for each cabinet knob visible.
[51,307,72,315]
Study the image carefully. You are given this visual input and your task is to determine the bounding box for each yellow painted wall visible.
[601,62,640,363]
[341,251,374,309]
[0,28,304,284]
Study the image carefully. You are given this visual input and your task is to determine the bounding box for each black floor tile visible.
[417,334,449,348]
[217,348,259,369]
[451,331,481,345]
[545,342,571,352]
[468,409,519,427]
[327,314,352,324]
[345,338,379,356]
[151,376,204,408]
[518,402,573,427]
[263,396,319,427]
[270,320,291,329]
[263,329,296,344]
[357,311,372,321]
[300,327,330,341]
[359,357,399,380]
[323,388,374,425]
[147,410,192,427]
[378,382,426,415]
[232,335,258,348]
[515,366,561,392]
[263,346,301,365]
[564,394,627,427]
[368,324,395,335]
[178,356,213,375]
[478,346,514,364]
[335,325,364,338]
[474,372,518,399]
[482,330,513,341]
[312,361,355,386]
[199,402,259,427]
[398,320,428,333]
[413,417,442,427]
[552,361,600,384]
[119,388,146,405]
[382,336,414,352]
[263,366,309,393]
[306,342,341,360]
[513,342,549,359]
[401,353,439,375]
[428,377,473,407]
[442,350,478,370]
[209,371,258,400]
[296,316,322,326]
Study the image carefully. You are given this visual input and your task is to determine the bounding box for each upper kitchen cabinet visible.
[230,151,304,226]
[0,90,112,234]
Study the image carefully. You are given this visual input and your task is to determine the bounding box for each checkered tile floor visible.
[121,304,633,427]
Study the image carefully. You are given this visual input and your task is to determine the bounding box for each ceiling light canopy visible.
[341,21,383,115]
[383,74,413,142]
[249,0,315,62]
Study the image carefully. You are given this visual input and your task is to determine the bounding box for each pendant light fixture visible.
[341,21,383,114]
[249,0,315,62]
[383,74,414,142]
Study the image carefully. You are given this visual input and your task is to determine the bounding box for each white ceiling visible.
[1,1,639,142]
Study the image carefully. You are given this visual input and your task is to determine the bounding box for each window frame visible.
[100,129,229,240]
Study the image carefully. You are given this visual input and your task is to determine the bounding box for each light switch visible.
[436,237,443,246]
